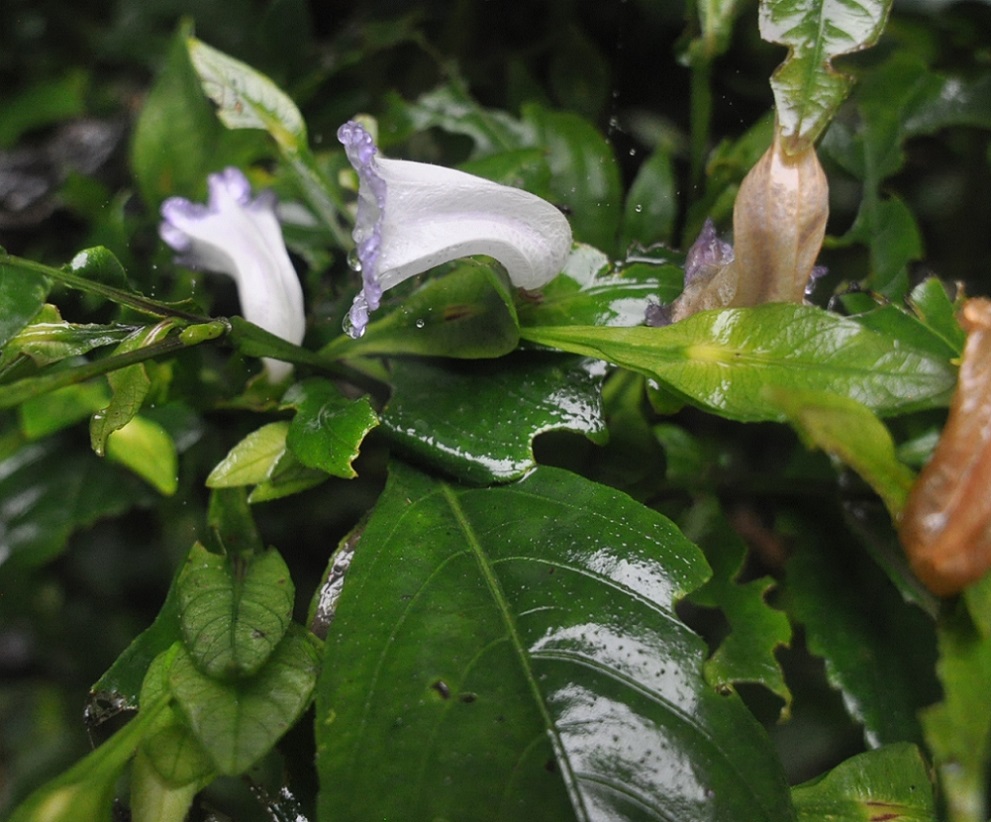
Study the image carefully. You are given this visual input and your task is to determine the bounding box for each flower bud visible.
[898,298,991,596]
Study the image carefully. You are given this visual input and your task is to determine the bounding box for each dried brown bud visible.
[669,130,829,322]
[898,298,991,596]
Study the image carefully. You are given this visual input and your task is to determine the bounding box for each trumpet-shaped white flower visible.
[160,167,305,382]
[337,120,572,338]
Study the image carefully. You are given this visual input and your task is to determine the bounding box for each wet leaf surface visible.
[316,462,794,822]
[380,353,608,484]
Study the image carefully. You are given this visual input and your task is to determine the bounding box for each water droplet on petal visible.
[347,248,363,272]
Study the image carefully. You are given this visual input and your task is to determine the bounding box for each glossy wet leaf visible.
[317,462,794,822]
[282,379,378,479]
[169,624,321,776]
[1,304,135,369]
[792,743,935,821]
[321,263,519,360]
[522,304,955,422]
[759,0,892,151]
[0,437,148,573]
[0,260,49,347]
[105,415,179,496]
[908,277,965,356]
[785,519,938,746]
[764,387,915,518]
[517,255,683,329]
[683,498,793,718]
[380,354,608,484]
[66,246,130,290]
[176,542,294,679]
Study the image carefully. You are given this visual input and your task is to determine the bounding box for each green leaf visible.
[517,249,683,329]
[170,624,321,776]
[105,415,179,496]
[841,195,923,297]
[784,516,938,746]
[90,578,183,712]
[521,103,622,251]
[763,387,916,518]
[683,498,793,719]
[282,379,378,479]
[759,0,893,150]
[8,694,170,822]
[206,487,264,556]
[66,246,131,290]
[0,437,148,573]
[908,278,965,357]
[186,35,306,152]
[521,304,956,422]
[176,542,294,679]
[90,323,174,457]
[0,262,49,348]
[381,354,608,484]
[322,263,520,360]
[920,606,991,822]
[206,421,291,488]
[621,144,678,250]
[792,743,935,821]
[317,463,794,821]
[2,304,135,369]
[19,381,110,440]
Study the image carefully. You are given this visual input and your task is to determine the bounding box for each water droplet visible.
[634,204,643,213]
[414,318,425,329]
[347,248,362,272]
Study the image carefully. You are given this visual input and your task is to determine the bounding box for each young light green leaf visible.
[317,462,794,822]
[170,624,321,776]
[206,421,290,488]
[792,743,935,821]
[283,379,379,479]
[176,542,294,679]
[186,36,306,152]
[522,304,956,422]
[760,0,893,150]
[106,415,179,496]
[763,386,916,518]
[90,322,174,457]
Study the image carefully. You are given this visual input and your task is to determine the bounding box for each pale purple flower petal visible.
[337,120,572,338]
[160,167,305,382]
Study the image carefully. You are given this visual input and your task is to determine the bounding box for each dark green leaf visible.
[621,144,678,250]
[283,378,378,479]
[792,743,935,821]
[321,263,520,360]
[521,103,622,252]
[170,624,321,776]
[908,278,965,356]
[0,437,149,573]
[522,304,955,422]
[0,262,49,348]
[206,487,265,556]
[19,382,109,440]
[785,517,938,746]
[683,498,793,718]
[317,462,794,822]
[381,354,608,484]
[66,246,131,290]
[176,542,294,679]
[920,606,991,822]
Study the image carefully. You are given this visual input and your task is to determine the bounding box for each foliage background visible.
[2,0,991,820]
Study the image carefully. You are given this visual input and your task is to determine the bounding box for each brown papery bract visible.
[899,298,991,596]
[670,129,829,322]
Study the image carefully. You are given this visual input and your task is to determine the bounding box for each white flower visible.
[160,167,305,382]
[337,120,572,338]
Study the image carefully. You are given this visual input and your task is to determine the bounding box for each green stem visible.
[688,54,713,200]
[0,253,212,323]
